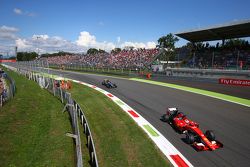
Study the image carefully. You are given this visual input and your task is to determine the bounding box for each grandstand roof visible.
[175,20,250,42]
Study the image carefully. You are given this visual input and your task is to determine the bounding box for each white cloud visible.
[15,34,86,53]
[76,31,115,51]
[75,31,155,51]
[120,41,156,49]
[121,42,145,48]
[32,34,49,40]
[146,42,156,49]
[3,30,156,54]
[14,8,22,15]
[13,8,36,17]
[16,38,30,49]
[76,31,96,47]
[0,25,19,40]
[0,25,19,33]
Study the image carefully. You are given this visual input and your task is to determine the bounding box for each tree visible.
[111,48,121,54]
[224,38,249,50]
[17,52,38,61]
[87,48,99,54]
[157,33,179,50]
[157,33,179,61]
[98,49,106,53]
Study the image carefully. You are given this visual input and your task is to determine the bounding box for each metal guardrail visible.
[164,68,250,79]
[75,102,99,167]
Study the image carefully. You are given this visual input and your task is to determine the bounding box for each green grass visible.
[49,65,137,77]
[69,82,169,167]
[0,68,75,167]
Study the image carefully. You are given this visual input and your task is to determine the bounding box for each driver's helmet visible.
[177,112,184,117]
[182,115,187,119]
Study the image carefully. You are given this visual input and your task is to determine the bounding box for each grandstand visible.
[175,20,250,70]
[46,48,163,70]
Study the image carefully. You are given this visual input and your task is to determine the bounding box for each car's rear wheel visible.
[161,114,169,122]
[186,132,195,144]
[205,130,215,141]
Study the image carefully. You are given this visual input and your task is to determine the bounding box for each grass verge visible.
[69,82,169,167]
[49,66,135,78]
[0,68,74,167]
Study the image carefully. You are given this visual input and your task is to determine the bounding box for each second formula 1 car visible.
[102,79,117,88]
[161,107,223,151]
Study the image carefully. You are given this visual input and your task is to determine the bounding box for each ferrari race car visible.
[102,79,117,88]
[161,108,223,151]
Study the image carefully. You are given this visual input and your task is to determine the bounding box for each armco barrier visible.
[75,102,99,167]
[165,68,250,79]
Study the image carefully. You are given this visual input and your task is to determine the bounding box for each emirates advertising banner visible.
[219,78,250,86]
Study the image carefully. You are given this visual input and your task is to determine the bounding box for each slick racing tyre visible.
[186,132,195,144]
[205,130,215,141]
[160,114,169,122]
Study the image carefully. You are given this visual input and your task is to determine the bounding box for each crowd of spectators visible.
[179,39,250,69]
[44,44,250,70]
[46,48,160,69]
[185,49,250,70]
[0,68,7,105]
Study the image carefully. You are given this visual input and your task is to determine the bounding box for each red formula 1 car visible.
[161,108,223,151]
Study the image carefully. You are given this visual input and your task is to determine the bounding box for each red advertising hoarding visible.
[0,59,16,63]
[219,78,250,86]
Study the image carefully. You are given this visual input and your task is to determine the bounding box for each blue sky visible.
[0,0,250,55]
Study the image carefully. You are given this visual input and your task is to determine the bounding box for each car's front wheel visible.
[205,130,215,141]
[186,132,195,144]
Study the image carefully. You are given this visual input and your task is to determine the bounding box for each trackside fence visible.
[49,62,250,79]
[75,102,99,167]
[4,64,99,167]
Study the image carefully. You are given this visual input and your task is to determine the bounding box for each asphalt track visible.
[150,76,250,100]
[19,67,250,167]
